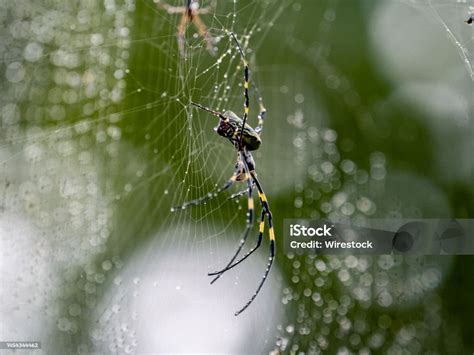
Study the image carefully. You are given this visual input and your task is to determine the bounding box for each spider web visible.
[1,1,291,353]
[1,0,473,354]
[400,0,474,80]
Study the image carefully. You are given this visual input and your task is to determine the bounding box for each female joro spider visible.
[172,32,274,316]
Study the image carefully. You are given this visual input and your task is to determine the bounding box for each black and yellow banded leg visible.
[252,172,275,251]
[228,32,250,148]
[207,170,275,276]
[234,219,274,316]
[234,239,274,315]
[233,172,275,316]
[210,176,254,284]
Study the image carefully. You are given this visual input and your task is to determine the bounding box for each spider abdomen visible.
[239,127,261,151]
[218,110,261,150]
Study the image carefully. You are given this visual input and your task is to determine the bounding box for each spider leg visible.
[227,184,255,201]
[234,171,275,316]
[155,1,187,14]
[210,174,254,284]
[192,14,216,55]
[176,11,190,57]
[197,6,212,14]
[207,171,272,276]
[229,33,267,138]
[208,208,265,275]
[172,165,240,211]
[229,32,250,149]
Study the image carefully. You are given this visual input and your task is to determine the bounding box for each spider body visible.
[173,32,272,316]
[233,150,256,181]
[216,111,262,151]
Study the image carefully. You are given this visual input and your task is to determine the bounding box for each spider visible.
[466,12,473,24]
[172,32,274,316]
[155,0,216,56]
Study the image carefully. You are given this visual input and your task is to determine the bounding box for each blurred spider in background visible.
[172,32,274,316]
[466,12,473,24]
[155,0,216,56]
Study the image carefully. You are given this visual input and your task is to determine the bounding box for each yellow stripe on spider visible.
[269,226,275,241]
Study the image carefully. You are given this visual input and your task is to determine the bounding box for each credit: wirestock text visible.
[290,240,373,249]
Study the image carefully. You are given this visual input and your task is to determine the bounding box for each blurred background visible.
[1,0,473,354]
